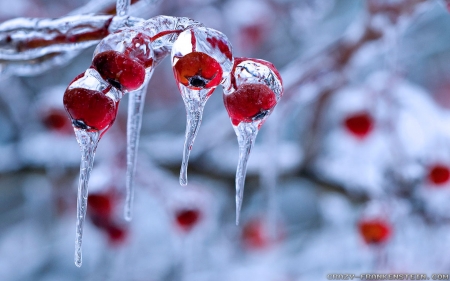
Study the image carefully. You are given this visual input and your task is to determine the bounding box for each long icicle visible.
[74,129,100,267]
[125,76,152,221]
[234,122,259,225]
[179,98,204,186]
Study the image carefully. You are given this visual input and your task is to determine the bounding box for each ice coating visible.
[92,29,154,91]
[94,28,153,67]
[0,15,143,62]
[171,27,233,186]
[222,57,283,224]
[64,68,121,132]
[137,16,204,65]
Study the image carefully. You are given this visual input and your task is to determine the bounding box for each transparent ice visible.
[223,58,283,224]
[137,16,203,65]
[171,27,233,186]
[125,72,153,221]
[74,129,99,267]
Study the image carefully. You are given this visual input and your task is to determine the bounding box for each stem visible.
[74,129,100,267]
[124,74,152,221]
[234,122,259,225]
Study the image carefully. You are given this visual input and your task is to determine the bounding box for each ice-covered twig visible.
[0,51,80,76]
[0,15,143,61]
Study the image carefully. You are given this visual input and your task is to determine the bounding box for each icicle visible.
[116,0,131,16]
[171,27,233,185]
[74,129,100,267]
[179,91,209,186]
[234,122,259,225]
[124,72,153,221]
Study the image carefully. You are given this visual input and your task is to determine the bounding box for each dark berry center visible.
[72,119,89,130]
[107,78,122,90]
[188,75,208,88]
[252,109,269,121]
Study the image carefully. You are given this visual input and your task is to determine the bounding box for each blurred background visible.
[2,0,450,280]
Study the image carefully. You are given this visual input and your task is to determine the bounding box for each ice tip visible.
[74,258,82,267]
[179,173,188,186]
[235,196,242,226]
[124,210,132,221]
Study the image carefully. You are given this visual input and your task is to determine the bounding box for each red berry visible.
[92,50,146,91]
[106,223,128,245]
[88,193,114,218]
[173,52,223,90]
[343,112,373,139]
[224,83,277,126]
[41,108,72,134]
[358,219,391,245]
[242,219,269,250]
[63,87,117,131]
[428,164,450,186]
[175,208,201,232]
[241,218,284,250]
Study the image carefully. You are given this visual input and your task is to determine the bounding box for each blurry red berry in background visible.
[63,87,117,131]
[343,111,374,139]
[88,193,114,219]
[92,50,146,91]
[87,193,128,246]
[175,208,201,232]
[358,219,391,245]
[238,23,266,52]
[224,83,277,126]
[41,108,73,134]
[173,52,223,90]
[428,164,450,186]
[241,218,284,251]
[106,223,128,245]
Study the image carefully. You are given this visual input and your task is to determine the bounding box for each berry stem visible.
[74,129,100,267]
[125,71,153,221]
[234,122,259,225]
